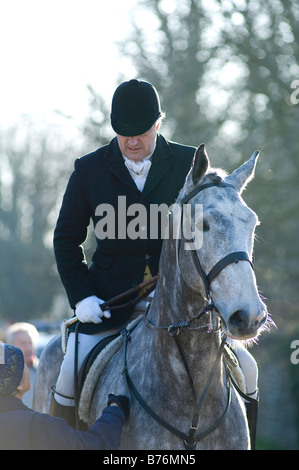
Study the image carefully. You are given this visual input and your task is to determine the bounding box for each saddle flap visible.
[223,343,247,394]
[78,315,143,423]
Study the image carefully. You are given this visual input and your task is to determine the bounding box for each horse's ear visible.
[225,150,260,193]
[192,144,209,185]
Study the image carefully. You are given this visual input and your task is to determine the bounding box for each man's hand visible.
[107,394,130,420]
[75,295,111,323]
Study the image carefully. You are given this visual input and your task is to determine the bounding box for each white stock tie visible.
[124,157,152,192]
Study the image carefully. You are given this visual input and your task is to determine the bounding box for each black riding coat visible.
[54,134,195,333]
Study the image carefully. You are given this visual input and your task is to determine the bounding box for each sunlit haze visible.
[0,0,138,130]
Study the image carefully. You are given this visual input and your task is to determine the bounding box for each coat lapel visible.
[142,135,172,198]
[105,138,139,192]
[104,135,172,196]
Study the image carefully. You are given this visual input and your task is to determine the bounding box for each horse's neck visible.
[147,282,224,401]
[149,265,223,380]
[152,247,206,329]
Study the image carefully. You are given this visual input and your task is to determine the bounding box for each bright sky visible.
[0,0,139,131]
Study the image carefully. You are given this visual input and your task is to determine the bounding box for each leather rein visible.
[121,180,255,449]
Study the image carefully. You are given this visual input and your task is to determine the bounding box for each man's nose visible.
[128,137,139,146]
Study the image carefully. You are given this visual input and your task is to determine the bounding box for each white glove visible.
[75,296,111,324]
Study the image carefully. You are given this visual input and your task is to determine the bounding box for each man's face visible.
[13,332,34,366]
[117,122,160,161]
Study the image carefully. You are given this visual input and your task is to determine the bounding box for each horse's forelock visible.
[201,168,228,185]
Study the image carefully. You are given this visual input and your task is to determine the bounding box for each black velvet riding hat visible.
[0,344,24,396]
[110,79,162,136]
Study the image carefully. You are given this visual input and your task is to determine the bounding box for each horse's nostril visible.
[255,310,267,328]
[228,309,267,338]
[229,310,248,328]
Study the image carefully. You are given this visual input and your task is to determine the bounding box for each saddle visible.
[78,315,143,424]
[77,333,119,399]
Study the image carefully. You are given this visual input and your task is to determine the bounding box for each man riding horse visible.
[51,79,258,447]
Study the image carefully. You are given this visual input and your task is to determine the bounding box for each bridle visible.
[144,180,254,334]
[179,180,254,303]
[121,179,255,449]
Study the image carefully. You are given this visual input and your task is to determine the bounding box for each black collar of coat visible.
[0,394,31,413]
[104,134,172,197]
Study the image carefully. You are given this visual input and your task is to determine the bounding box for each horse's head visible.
[177,144,268,341]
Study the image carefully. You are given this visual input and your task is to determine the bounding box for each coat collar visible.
[105,138,138,192]
[143,135,172,198]
[0,394,31,413]
[104,135,172,197]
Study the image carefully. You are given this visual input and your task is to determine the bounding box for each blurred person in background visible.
[0,343,128,450]
[5,322,39,407]
[0,329,5,343]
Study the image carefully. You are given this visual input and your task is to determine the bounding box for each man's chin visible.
[126,151,145,161]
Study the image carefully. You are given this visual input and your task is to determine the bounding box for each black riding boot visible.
[245,400,258,450]
[50,396,76,428]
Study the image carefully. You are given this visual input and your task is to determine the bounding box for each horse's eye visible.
[203,220,210,232]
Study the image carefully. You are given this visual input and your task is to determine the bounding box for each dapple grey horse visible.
[33,145,268,449]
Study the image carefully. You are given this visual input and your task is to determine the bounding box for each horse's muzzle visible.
[226,307,268,340]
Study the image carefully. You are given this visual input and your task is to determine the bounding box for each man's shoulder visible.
[76,143,110,166]
[164,139,195,172]
[168,139,196,152]
[159,135,195,159]
[73,142,113,177]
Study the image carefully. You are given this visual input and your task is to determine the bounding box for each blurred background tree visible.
[0,117,79,321]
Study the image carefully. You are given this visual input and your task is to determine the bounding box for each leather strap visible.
[207,251,254,285]
[180,182,238,204]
